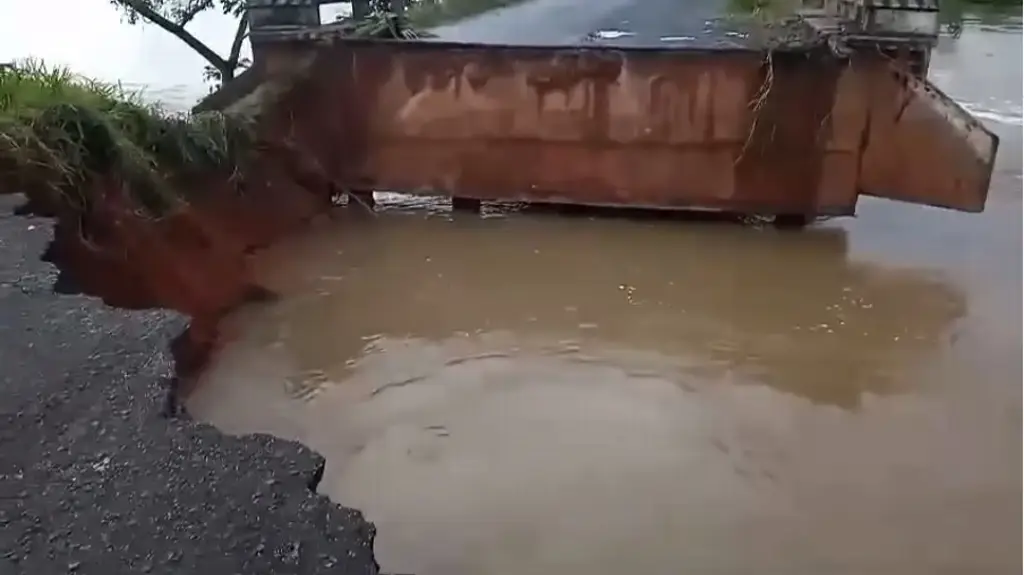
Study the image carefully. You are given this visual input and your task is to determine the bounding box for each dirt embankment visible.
[4,53,350,385]
[28,154,335,382]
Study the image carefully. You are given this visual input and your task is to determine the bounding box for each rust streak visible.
[255,38,999,216]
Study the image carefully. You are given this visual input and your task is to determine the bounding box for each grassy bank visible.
[961,0,1022,6]
[0,60,252,215]
[728,0,1020,17]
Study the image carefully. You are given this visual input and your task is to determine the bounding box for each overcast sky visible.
[0,0,350,106]
[1,0,1019,123]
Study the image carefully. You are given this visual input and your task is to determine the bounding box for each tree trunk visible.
[223,17,250,81]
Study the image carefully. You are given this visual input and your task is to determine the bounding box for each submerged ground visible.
[0,0,1020,574]
[191,9,1023,575]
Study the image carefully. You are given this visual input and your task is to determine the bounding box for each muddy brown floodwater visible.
[188,19,1022,575]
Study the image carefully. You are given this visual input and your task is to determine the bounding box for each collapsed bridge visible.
[211,0,998,225]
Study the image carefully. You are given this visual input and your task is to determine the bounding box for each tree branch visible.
[118,0,229,73]
[227,16,249,67]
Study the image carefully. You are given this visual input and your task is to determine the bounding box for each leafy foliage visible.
[110,0,245,26]
[109,0,251,86]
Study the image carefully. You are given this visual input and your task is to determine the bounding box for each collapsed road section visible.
[0,200,379,575]
[0,53,379,573]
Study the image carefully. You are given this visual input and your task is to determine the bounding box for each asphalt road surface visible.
[428,0,753,47]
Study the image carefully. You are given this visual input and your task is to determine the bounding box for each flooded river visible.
[184,18,1023,575]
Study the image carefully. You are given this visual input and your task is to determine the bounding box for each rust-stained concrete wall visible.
[309,41,853,215]
[251,36,994,216]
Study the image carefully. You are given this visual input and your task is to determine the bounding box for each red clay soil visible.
[39,158,335,381]
[13,55,348,383]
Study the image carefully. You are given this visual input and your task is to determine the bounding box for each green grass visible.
[941,0,1021,28]
[726,0,1020,18]
[964,0,1022,6]
[0,59,254,215]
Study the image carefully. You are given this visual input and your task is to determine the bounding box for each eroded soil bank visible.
[28,144,339,374]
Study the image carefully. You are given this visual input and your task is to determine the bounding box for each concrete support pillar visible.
[773,214,811,229]
[350,190,376,210]
[452,197,482,213]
